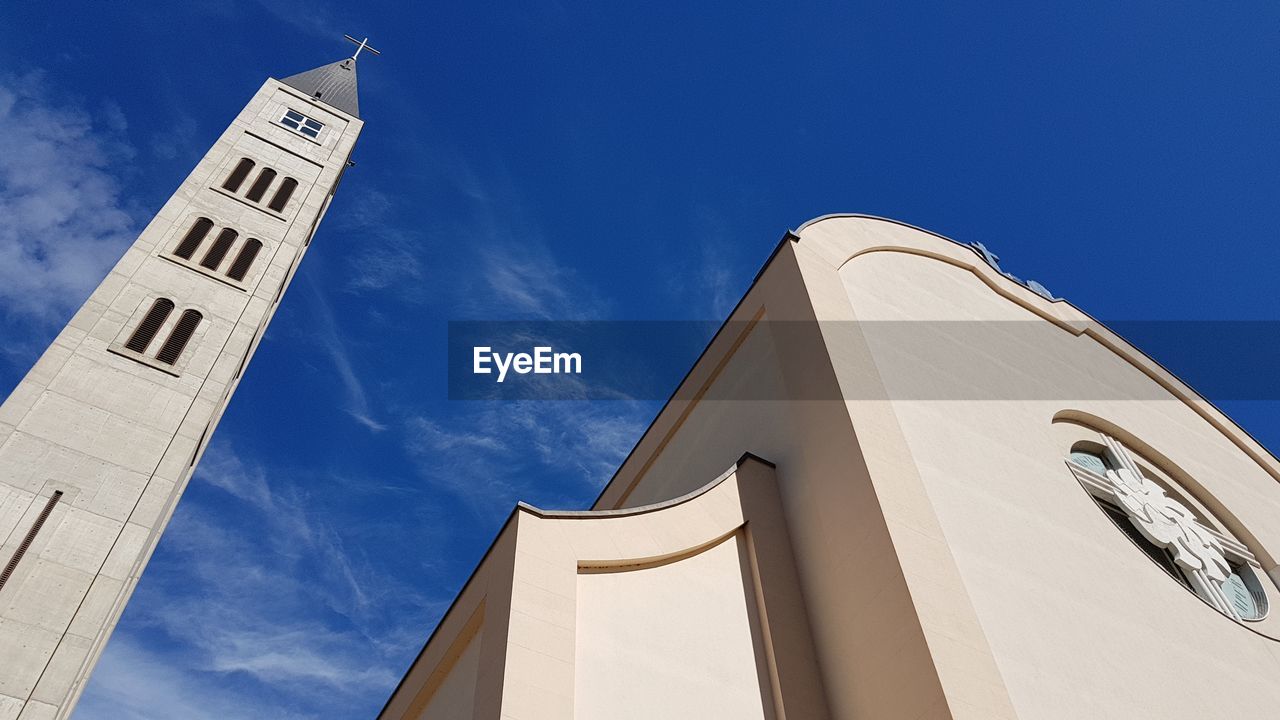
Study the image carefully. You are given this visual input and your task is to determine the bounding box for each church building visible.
[0,41,375,719]
[380,215,1280,719]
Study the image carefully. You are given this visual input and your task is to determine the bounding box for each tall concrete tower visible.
[0,39,374,719]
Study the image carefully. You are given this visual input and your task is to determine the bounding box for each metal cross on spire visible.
[344,34,381,61]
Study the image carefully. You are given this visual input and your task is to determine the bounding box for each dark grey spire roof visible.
[280,58,361,118]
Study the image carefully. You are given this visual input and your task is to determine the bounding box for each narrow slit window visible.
[268,178,298,212]
[0,491,63,591]
[173,218,214,259]
[124,299,175,353]
[155,310,202,365]
[226,239,262,281]
[245,168,277,202]
[199,228,238,270]
[222,158,254,192]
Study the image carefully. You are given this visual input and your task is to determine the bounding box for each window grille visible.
[155,310,202,365]
[268,178,298,212]
[280,109,324,138]
[226,239,262,281]
[124,299,175,353]
[199,228,238,270]
[245,168,277,202]
[0,491,63,592]
[174,218,214,259]
[223,158,255,192]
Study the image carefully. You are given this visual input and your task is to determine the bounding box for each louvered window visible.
[223,158,255,192]
[174,218,214,259]
[268,178,298,212]
[199,228,238,270]
[155,310,202,365]
[0,491,63,592]
[245,168,277,202]
[226,239,262,282]
[124,299,175,353]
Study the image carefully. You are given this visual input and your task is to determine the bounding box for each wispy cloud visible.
[0,73,137,327]
[409,417,506,453]
[667,205,747,320]
[79,440,445,719]
[338,187,426,295]
[450,163,609,321]
[77,634,314,720]
[149,111,200,161]
[403,400,652,518]
[336,154,607,322]
[478,241,595,319]
[303,277,388,431]
[252,0,343,41]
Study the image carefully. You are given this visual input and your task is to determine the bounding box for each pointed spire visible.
[280,35,380,118]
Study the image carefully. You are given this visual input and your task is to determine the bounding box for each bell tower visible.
[0,39,374,719]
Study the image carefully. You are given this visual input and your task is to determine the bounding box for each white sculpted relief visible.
[1068,433,1268,622]
[1104,455,1231,583]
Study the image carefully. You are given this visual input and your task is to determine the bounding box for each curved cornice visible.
[591,213,1280,512]
[524,452,773,520]
[800,214,1280,490]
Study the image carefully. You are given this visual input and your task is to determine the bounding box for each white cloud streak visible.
[404,400,652,518]
[338,187,426,294]
[78,441,443,719]
[303,277,388,432]
[77,635,314,720]
[665,205,747,320]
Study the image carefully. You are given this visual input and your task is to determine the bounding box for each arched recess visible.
[382,455,831,720]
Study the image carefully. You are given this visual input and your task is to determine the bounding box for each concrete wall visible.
[836,240,1280,719]
[574,533,770,720]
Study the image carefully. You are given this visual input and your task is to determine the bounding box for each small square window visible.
[279,109,323,138]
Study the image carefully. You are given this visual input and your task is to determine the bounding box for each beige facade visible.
[0,62,364,719]
[382,215,1280,719]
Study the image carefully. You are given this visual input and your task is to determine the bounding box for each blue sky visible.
[1,2,1278,718]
